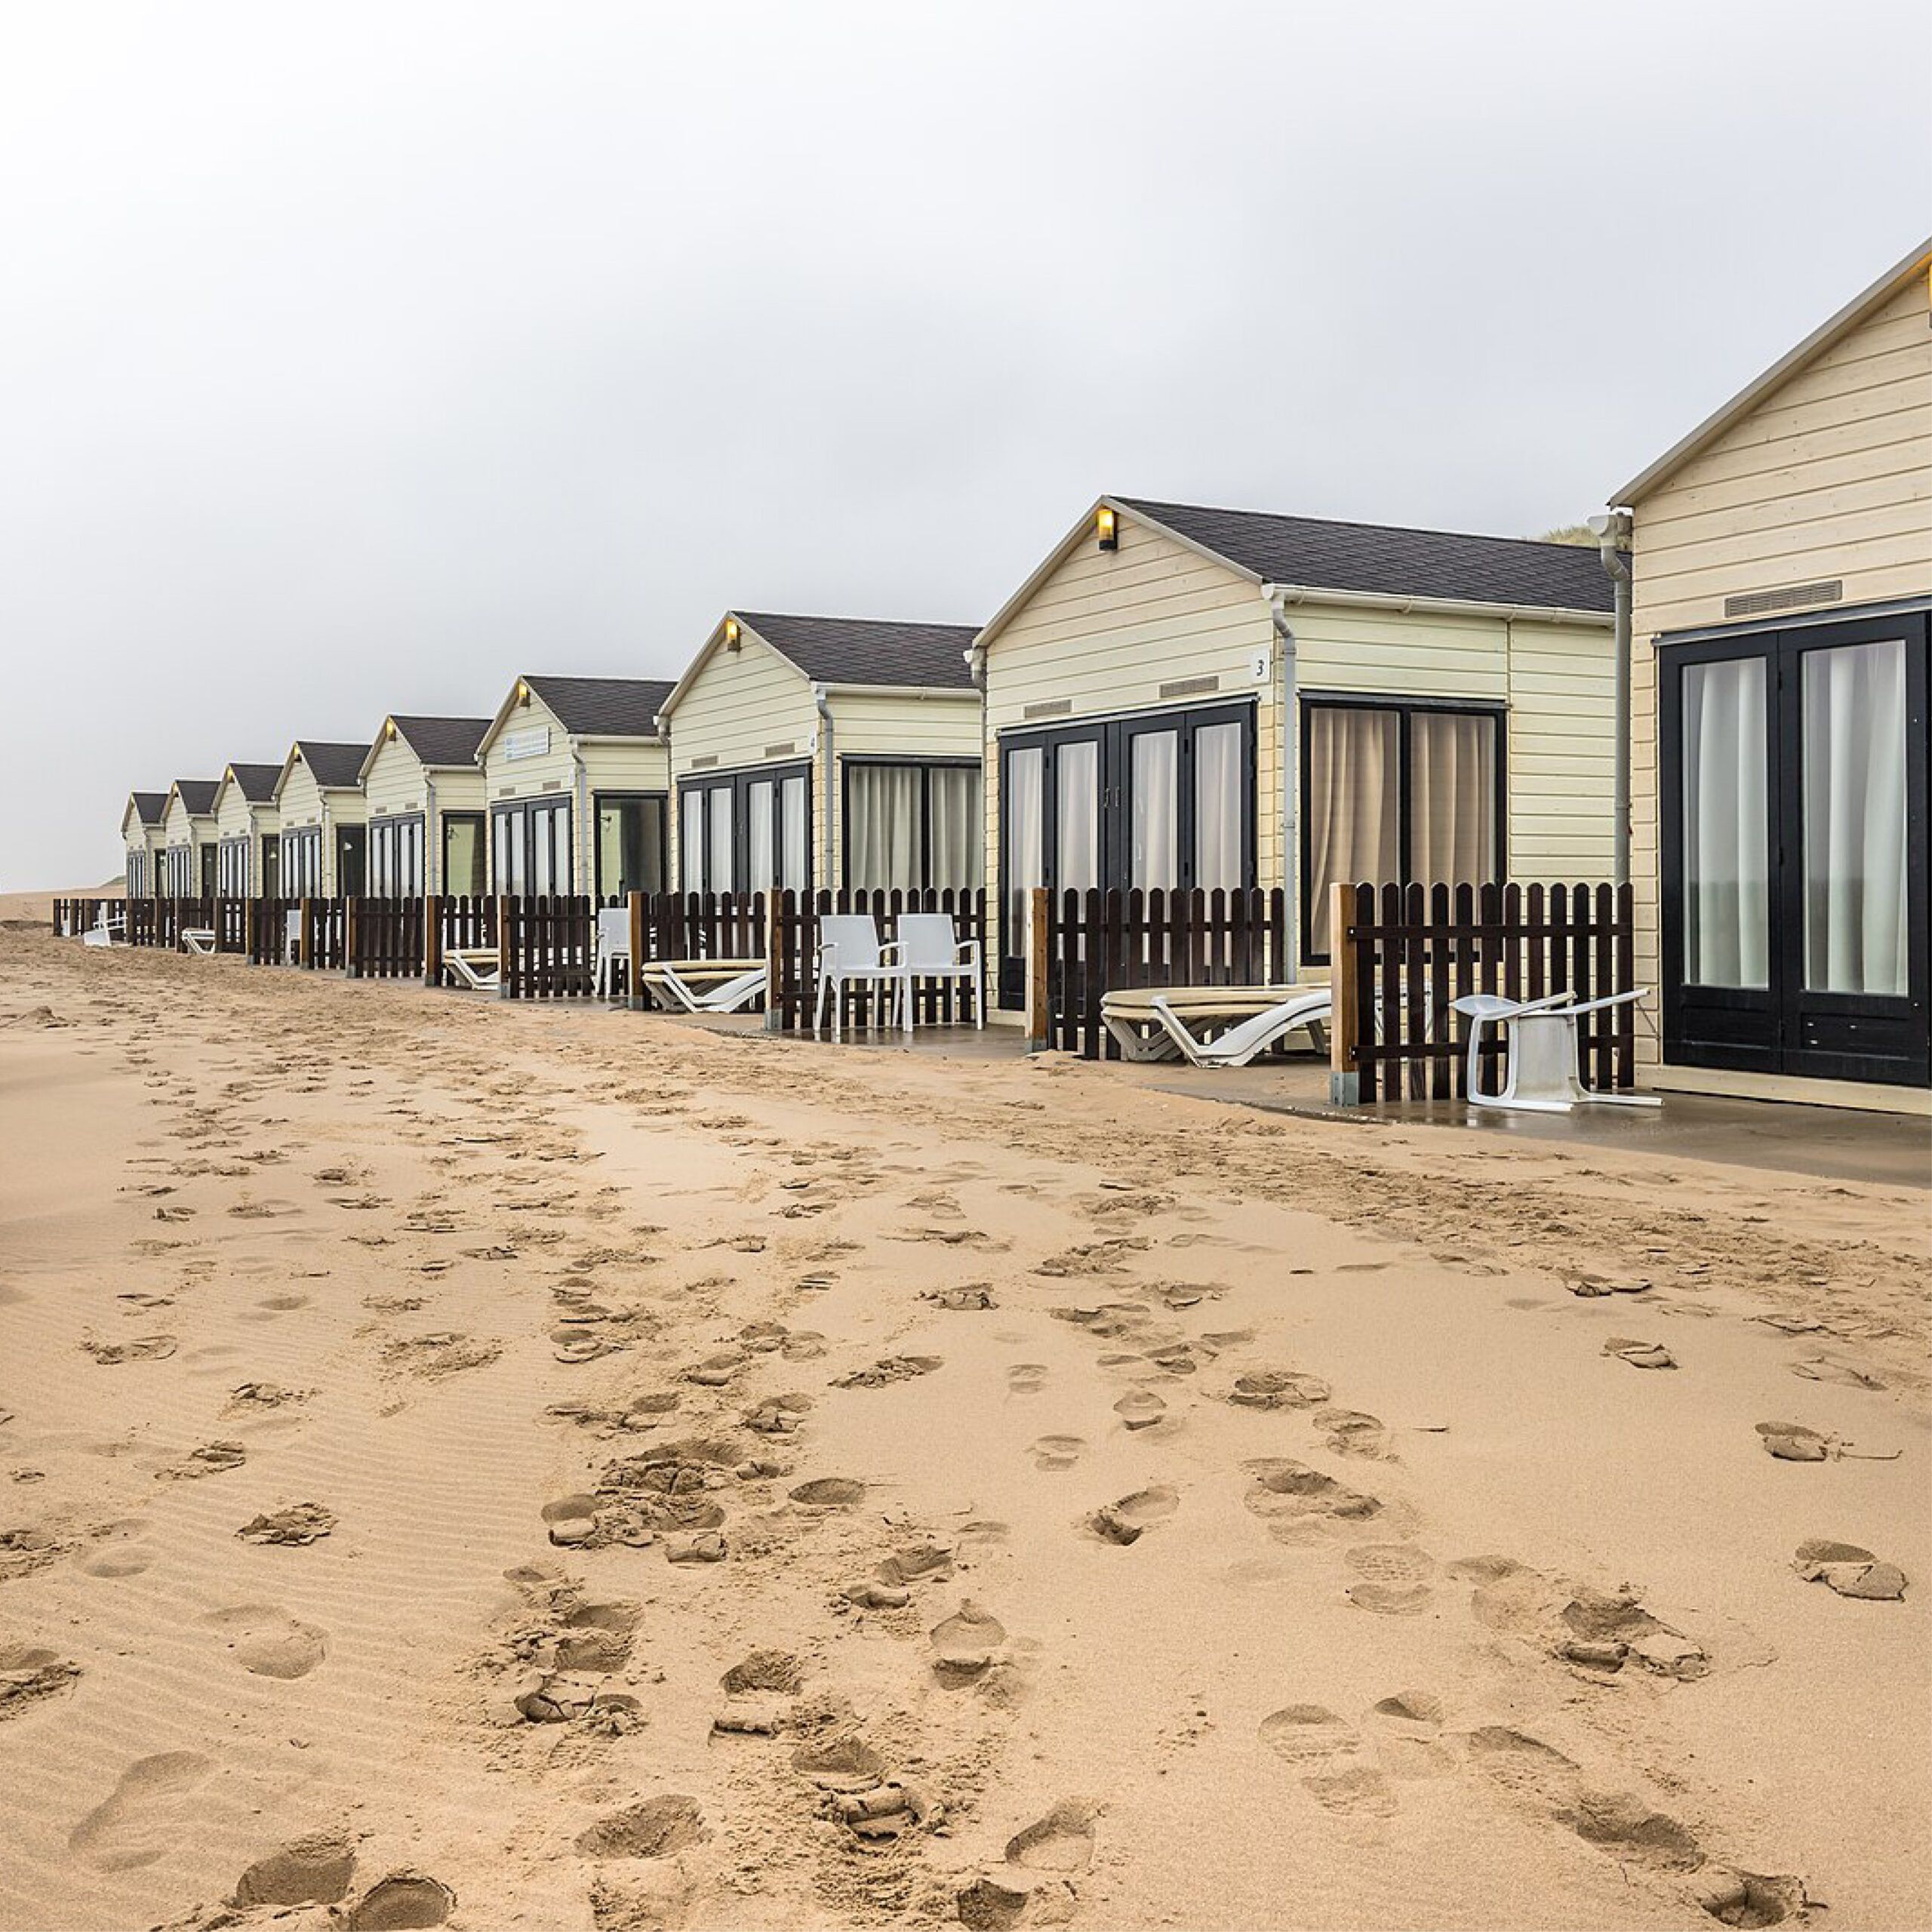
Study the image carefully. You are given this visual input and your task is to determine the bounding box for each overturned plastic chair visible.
[1451,989,1660,1113]
[81,906,127,948]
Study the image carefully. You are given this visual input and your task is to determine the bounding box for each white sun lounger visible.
[180,928,217,956]
[1148,987,1334,1069]
[81,906,126,947]
[1100,985,1330,1064]
[1452,989,1660,1113]
[640,958,768,1014]
[442,947,501,992]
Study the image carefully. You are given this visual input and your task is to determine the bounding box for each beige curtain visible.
[929,766,981,890]
[848,764,921,891]
[1306,708,1398,953]
[1410,711,1497,895]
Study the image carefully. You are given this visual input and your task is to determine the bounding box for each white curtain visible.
[929,766,981,890]
[1194,721,1243,891]
[681,792,704,894]
[1682,657,1769,988]
[1804,638,1908,995]
[1007,746,1043,939]
[781,775,809,892]
[747,780,774,890]
[707,788,734,894]
[1057,740,1099,892]
[848,764,921,891]
[1410,712,1497,893]
[1131,731,1178,891]
[1306,707,1399,953]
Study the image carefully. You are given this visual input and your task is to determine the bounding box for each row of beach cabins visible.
[90,242,1932,1112]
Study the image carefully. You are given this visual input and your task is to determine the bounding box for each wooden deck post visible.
[1328,881,1361,1106]
[627,891,646,1011]
[1025,887,1050,1052]
[495,894,511,998]
[244,898,257,962]
[343,897,361,977]
[423,894,441,986]
[763,891,784,1032]
[295,897,311,968]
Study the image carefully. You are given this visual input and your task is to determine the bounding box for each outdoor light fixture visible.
[515,679,529,703]
[724,617,742,649]
[1097,505,1118,550]
[385,718,397,740]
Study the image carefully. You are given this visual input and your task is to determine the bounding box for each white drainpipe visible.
[811,684,834,894]
[1589,509,1635,887]
[569,737,589,894]
[1263,587,1300,978]
[424,774,438,894]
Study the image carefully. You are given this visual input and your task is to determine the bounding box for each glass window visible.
[1129,731,1178,891]
[1681,657,1769,989]
[1056,740,1099,895]
[706,787,734,893]
[929,766,981,891]
[594,795,666,899]
[1801,638,1908,996]
[780,776,809,891]
[1409,712,1498,894]
[1006,746,1043,943]
[1194,721,1243,892]
[847,764,921,892]
[747,780,774,890]
[443,814,485,897]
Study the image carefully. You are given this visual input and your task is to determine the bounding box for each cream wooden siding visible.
[362,737,429,820]
[275,762,365,897]
[215,783,278,890]
[829,690,982,890]
[1627,276,1932,1078]
[162,793,214,854]
[481,691,670,892]
[981,520,1279,963]
[665,630,819,891]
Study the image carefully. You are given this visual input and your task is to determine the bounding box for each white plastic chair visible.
[1452,989,1661,1113]
[894,912,983,1032]
[593,907,631,999]
[284,909,303,964]
[813,914,902,1041]
[1149,987,1333,1069]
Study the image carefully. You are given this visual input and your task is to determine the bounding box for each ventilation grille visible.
[1023,698,1073,721]
[542,779,562,792]
[1724,579,1842,620]
[764,742,798,758]
[690,754,718,770]
[1160,674,1220,700]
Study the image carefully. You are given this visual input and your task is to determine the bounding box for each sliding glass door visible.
[678,764,812,896]
[842,760,982,893]
[441,813,485,896]
[594,793,668,900]
[491,798,571,896]
[1662,611,1928,1085]
[998,701,1256,1003]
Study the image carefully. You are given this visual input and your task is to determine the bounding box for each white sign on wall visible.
[503,725,550,761]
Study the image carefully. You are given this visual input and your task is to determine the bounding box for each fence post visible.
[496,894,512,998]
[1024,887,1050,1051]
[627,891,647,1011]
[1328,881,1361,1106]
[763,891,783,1032]
[297,897,312,968]
[422,894,441,986]
[343,897,360,978]
[245,898,257,962]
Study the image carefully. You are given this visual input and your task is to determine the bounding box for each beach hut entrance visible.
[678,763,811,896]
[1660,608,1929,1087]
[998,700,1255,1004]
[442,813,486,896]
[335,824,368,897]
[595,792,669,898]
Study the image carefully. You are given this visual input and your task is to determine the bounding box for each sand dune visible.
[0,930,1926,1930]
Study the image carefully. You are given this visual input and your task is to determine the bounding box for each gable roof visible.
[1615,235,1932,505]
[736,613,980,690]
[128,790,168,828]
[1117,499,1615,614]
[386,714,491,769]
[170,779,220,818]
[291,740,370,791]
[521,676,675,738]
[224,762,283,804]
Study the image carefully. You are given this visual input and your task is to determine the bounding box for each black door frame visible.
[1660,605,1930,1087]
[592,790,670,900]
[678,761,813,896]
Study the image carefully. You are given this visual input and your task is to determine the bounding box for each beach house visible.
[122,792,168,898]
[1616,236,1930,1107]
[356,715,491,897]
[272,741,371,897]
[211,763,284,897]
[972,497,1618,1003]
[475,677,675,898]
[657,612,982,897]
[160,780,222,897]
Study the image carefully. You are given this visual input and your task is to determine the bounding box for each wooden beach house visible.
[272,742,371,897]
[1617,236,1930,1109]
[122,792,168,898]
[973,497,1618,1004]
[211,764,284,897]
[657,612,982,897]
[160,780,222,897]
[357,715,491,897]
[475,677,675,898]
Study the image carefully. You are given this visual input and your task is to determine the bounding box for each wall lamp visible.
[724,617,742,650]
[1097,505,1119,551]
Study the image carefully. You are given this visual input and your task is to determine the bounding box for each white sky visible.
[2,0,1926,888]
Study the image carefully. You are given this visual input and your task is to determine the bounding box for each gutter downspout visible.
[424,774,438,895]
[569,737,589,894]
[1589,509,1635,887]
[811,683,834,895]
[1262,589,1300,980]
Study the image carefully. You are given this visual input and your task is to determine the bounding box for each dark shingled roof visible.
[295,741,372,790]
[172,780,220,816]
[226,763,284,804]
[737,613,980,689]
[1115,498,1617,614]
[522,676,675,738]
[131,790,168,826]
[390,715,491,768]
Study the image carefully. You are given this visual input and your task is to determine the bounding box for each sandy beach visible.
[2,928,1927,1932]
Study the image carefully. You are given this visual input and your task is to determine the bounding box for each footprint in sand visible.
[1258,1706,1396,1817]
[1792,1540,1908,1601]
[158,1441,247,1481]
[1244,1459,1385,1540]
[0,1644,82,1721]
[1028,1435,1086,1472]
[1345,1544,1435,1616]
[1112,1389,1168,1432]
[69,1750,216,1870]
[1317,1409,1391,1459]
[1005,1801,1095,1872]
[235,1503,336,1546]
[343,1871,454,1929]
[232,1832,358,1908]
[82,1335,177,1365]
[1364,1693,1455,1778]
[831,1355,942,1389]
[1006,1364,1048,1395]
[576,1795,709,1860]
[203,1604,328,1678]
[1791,1354,1884,1390]
[930,1602,1008,1683]
[237,1292,311,1324]
[1088,1484,1179,1546]
[1226,1368,1332,1411]
[78,1519,158,1578]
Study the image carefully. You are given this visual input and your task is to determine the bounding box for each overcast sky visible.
[2,1,1925,889]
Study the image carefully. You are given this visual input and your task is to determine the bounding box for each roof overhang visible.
[1614,234,1932,506]
[1265,583,1612,626]
[475,676,568,762]
[657,613,808,726]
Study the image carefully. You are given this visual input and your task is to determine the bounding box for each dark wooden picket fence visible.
[214,897,249,953]
[248,897,294,964]
[51,898,115,937]
[297,898,347,971]
[500,894,598,999]
[1031,888,1293,1058]
[1331,881,1635,1103]
[348,898,426,980]
[765,888,988,1032]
